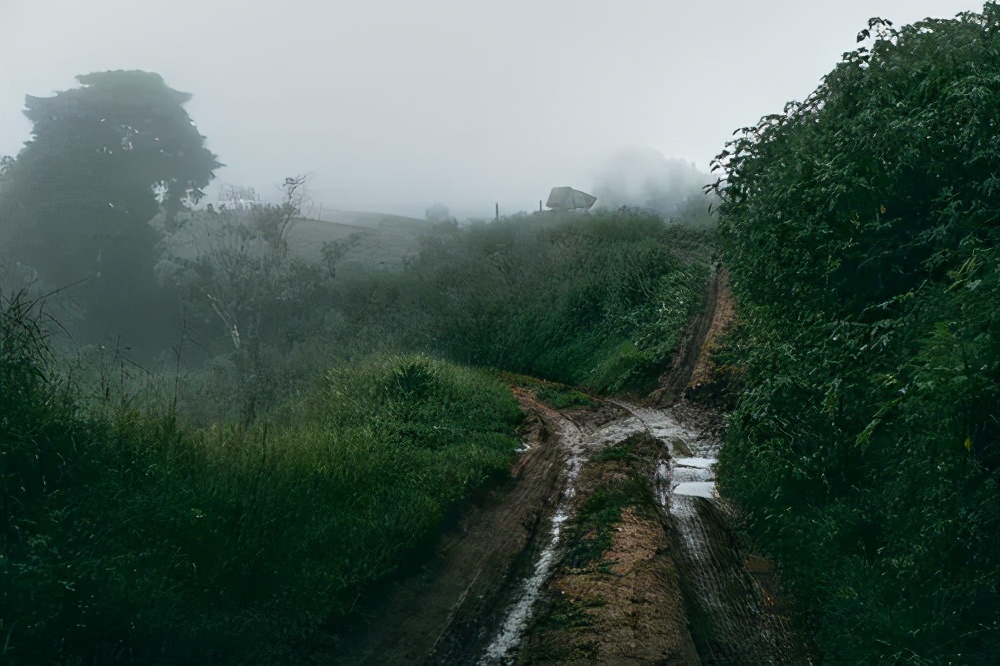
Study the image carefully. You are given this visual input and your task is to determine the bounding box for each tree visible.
[425,203,455,224]
[0,70,221,348]
[159,176,333,423]
[0,155,13,184]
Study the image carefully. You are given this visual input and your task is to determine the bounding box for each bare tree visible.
[160,175,322,351]
[158,176,332,422]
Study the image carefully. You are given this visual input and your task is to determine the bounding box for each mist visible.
[1,2,994,664]
[0,0,972,220]
[590,146,709,216]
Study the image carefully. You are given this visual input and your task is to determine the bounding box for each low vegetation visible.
[497,372,595,410]
[519,431,670,663]
[1,293,521,663]
[0,201,714,663]
[713,6,999,662]
[564,440,656,569]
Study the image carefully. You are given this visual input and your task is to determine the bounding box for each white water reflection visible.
[480,507,569,664]
[674,456,715,469]
[673,481,717,498]
[481,418,591,664]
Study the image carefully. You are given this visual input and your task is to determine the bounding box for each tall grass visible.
[0,291,521,663]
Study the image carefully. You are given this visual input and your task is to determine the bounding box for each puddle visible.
[480,418,592,665]
[675,457,715,469]
[480,507,569,664]
[482,402,803,665]
[674,481,717,498]
[629,403,804,665]
[481,412,653,664]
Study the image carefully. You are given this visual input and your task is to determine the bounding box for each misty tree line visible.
[0,71,721,663]
[0,71,220,350]
[0,73,348,413]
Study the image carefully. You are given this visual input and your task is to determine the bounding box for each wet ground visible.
[330,267,809,664]
[629,402,807,665]
[329,396,806,665]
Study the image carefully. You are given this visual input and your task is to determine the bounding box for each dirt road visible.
[329,266,808,665]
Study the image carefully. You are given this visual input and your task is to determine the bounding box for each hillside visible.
[157,208,431,272]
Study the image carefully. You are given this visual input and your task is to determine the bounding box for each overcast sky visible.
[0,0,978,218]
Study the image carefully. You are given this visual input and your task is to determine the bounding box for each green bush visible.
[713,5,999,662]
[331,209,713,393]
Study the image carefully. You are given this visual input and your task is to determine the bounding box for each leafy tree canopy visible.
[19,71,220,216]
[0,70,221,346]
[712,4,999,662]
[712,5,999,315]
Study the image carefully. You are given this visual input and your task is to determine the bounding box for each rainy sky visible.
[0,0,977,218]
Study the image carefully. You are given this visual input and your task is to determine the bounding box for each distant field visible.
[290,210,431,271]
[160,209,432,273]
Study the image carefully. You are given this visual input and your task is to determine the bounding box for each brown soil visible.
[651,265,724,406]
[517,435,700,665]
[326,265,808,666]
[687,267,735,392]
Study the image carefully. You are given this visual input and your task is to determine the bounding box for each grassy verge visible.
[495,371,595,409]
[563,435,659,569]
[0,294,521,664]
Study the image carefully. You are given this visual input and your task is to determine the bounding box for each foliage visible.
[157,177,340,424]
[712,5,999,662]
[425,202,456,224]
[0,293,521,664]
[0,70,220,349]
[497,372,595,409]
[563,433,659,569]
[330,208,713,393]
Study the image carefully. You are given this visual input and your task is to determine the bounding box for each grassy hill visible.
[292,210,433,272]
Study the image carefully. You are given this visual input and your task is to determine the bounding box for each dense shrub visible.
[332,208,714,393]
[713,5,999,662]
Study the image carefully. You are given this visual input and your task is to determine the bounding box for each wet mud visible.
[631,402,808,665]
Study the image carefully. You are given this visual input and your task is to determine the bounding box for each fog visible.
[591,147,707,215]
[0,0,975,218]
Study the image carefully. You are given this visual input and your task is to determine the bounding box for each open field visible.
[158,208,431,272]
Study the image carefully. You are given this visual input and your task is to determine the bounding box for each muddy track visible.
[621,402,807,665]
[652,264,723,406]
[330,266,807,665]
[328,392,589,665]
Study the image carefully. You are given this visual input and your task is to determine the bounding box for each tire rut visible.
[620,401,809,666]
[328,393,584,665]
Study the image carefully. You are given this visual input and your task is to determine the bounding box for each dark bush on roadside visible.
[713,6,999,662]
[331,208,713,393]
